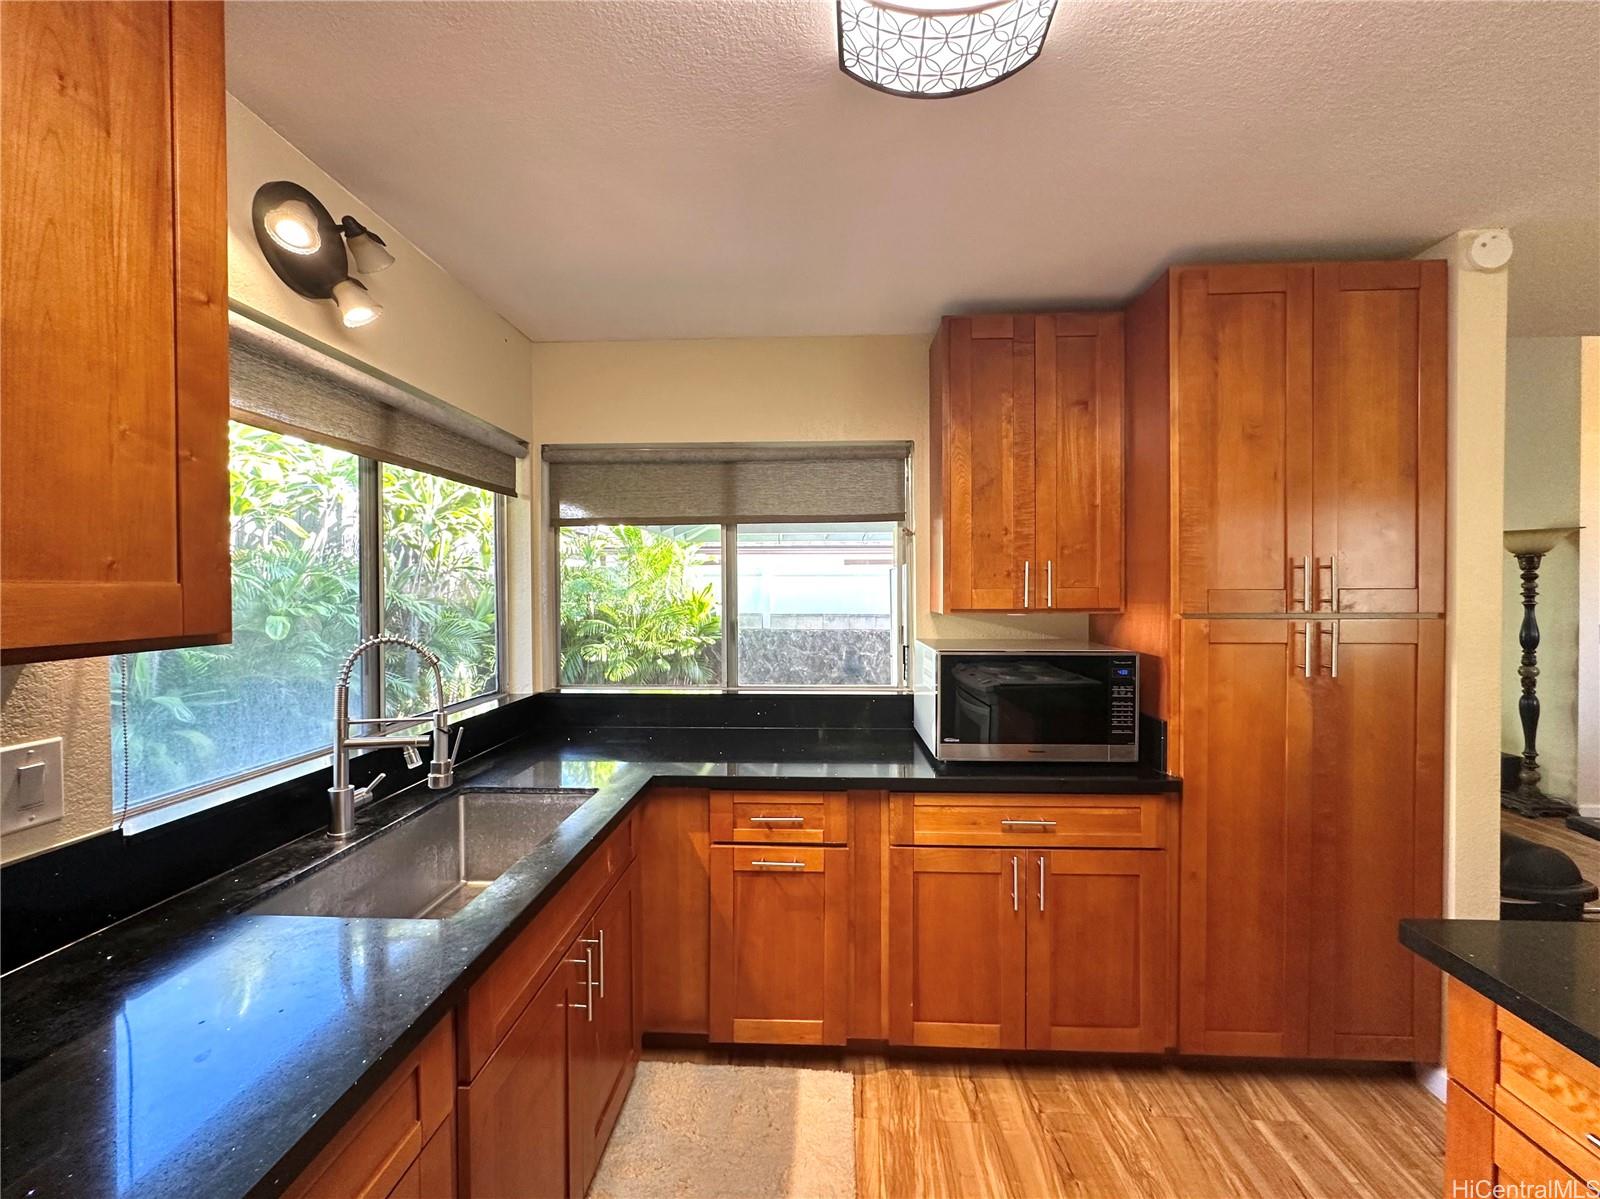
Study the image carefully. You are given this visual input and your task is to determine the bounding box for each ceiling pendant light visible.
[837,0,1059,98]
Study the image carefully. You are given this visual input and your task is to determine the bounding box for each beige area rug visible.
[589,1061,856,1199]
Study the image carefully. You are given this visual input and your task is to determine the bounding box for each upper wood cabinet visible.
[1173,261,1445,616]
[929,313,1124,613]
[1,0,230,662]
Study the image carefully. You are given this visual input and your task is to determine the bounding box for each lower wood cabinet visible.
[457,966,572,1199]
[1442,978,1600,1196]
[887,847,1025,1048]
[709,845,849,1045]
[567,862,641,1196]
[286,1016,456,1199]
[1026,849,1170,1053]
[888,845,1172,1052]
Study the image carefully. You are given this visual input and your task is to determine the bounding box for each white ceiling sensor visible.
[1467,229,1514,272]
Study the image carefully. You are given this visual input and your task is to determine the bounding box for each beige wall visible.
[0,97,534,864]
[1502,337,1583,800]
[529,335,1094,688]
[1417,232,1507,922]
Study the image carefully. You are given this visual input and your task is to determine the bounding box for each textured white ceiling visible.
[225,0,1599,341]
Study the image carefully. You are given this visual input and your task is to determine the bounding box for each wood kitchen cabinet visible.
[929,312,1124,613]
[888,847,1027,1049]
[458,967,572,1199]
[1026,849,1170,1053]
[567,862,640,1197]
[1176,618,1313,1058]
[1442,980,1599,1196]
[887,790,1175,1055]
[709,845,849,1046]
[285,1016,456,1199]
[1098,259,1446,1063]
[1,0,231,661]
[1171,261,1445,616]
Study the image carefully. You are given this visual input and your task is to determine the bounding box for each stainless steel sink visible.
[253,788,595,920]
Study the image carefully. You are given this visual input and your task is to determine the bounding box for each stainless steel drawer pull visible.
[750,859,807,869]
[748,815,805,825]
[566,951,594,1020]
[1001,818,1057,829]
[581,934,604,999]
[1587,1132,1600,1151]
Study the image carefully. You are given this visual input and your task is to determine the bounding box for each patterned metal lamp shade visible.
[837,0,1059,98]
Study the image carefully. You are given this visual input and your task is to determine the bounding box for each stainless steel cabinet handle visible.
[1010,855,1019,912]
[1022,561,1031,609]
[1294,556,1310,612]
[1037,856,1045,912]
[1586,1132,1600,1151]
[750,859,807,869]
[1328,619,1339,678]
[1001,818,1057,829]
[1046,560,1054,608]
[581,934,605,999]
[748,815,805,825]
[1330,553,1340,613]
[1299,621,1312,677]
[566,951,594,1019]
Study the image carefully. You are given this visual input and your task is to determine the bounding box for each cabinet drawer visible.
[903,794,1163,848]
[1494,1116,1585,1189]
[710,791,847,844]
[287,1016,454,1199]
[1495,1011,1600,1181]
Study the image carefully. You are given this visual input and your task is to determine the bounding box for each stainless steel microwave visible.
[912,640,1139,763]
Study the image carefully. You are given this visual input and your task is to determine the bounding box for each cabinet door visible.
[1307,618,1443,1061]
[1035,312,1125,610]
[1173,265,1314,615]
[1177,618,1313,1056]
[709,846,848,1045]
[1,0,229,660]
[888,847,1026,1049]
[573,864,639,1192]
[1311,261,1447,615]
[1025,849,1170,1052]
[934,315,1037,611]
[458,967,571,1199]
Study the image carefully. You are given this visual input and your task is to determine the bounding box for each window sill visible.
[119,691,515,837]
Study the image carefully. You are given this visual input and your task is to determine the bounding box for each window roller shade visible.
[545,443,911,525]
[228,309,527,496]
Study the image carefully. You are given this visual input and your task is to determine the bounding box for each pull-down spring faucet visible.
[329,635,461,839]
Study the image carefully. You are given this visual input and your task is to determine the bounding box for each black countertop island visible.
[1400,917,1600,1065]
[0,725,1176,1199]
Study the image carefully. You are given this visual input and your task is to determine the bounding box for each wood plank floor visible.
[1504,811,1600,886]
[644,1048,1444,1198]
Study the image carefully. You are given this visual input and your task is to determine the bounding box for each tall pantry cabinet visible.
[1093,259,1447,1062]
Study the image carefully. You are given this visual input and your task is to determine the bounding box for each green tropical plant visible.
[112,424,499,807]
[558,525,722,686]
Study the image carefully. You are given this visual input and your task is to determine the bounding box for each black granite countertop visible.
[1401,918,1600,1065]
[0,727,1176,1199]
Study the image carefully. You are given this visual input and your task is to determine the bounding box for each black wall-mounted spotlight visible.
[251,181,393,328]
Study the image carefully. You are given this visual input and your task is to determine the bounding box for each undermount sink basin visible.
[253,788,596,920]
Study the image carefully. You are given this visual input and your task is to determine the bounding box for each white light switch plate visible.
[2,737,64,835]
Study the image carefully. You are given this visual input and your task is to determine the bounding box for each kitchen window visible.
[111,417,511,817]
[106,316,526,820]
[547,443,910,691]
